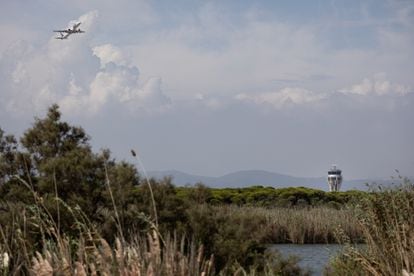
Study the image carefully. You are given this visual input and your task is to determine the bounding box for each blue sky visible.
[0,0,413,179]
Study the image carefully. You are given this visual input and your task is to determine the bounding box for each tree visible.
[0,104,156,238]
[0,128,35,203]
[0,128,18,185]
[1,105,138,221]
[18,105,105,209]
[21,104,89,166]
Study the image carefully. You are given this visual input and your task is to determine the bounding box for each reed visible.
[328,178,414,275]
[29,232,214,276]
[205,205,362,244]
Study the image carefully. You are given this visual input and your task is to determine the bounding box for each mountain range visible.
[147,169,390,191]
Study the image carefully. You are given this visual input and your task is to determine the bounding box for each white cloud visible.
[87,65,171,115]
[236,87,325,109]
[59,77,86,114]
[93,44,129,67]
[1,3,413,117]
[233,74,411,111]
[0,11,171,117]
[339,74,410,96]
[59,60,172,115]
[128,16,327,101]
[1,1,414,180]
[123,1,414,107]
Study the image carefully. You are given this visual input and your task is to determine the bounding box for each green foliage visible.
[139,177,188,233]
[182,183,213,204]
[19,105,107,214]
[328,179,414,275]
[193,186,368,208]
[21,104,89,162]
[0,105,140,238]
[0,128,18,184]
[186,204,269,272]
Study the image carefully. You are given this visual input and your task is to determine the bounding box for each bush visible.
[328,178,414,275]
[186,204,269,272]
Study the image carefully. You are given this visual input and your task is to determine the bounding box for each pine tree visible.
[19,105,105,208]
[1,104,143,236]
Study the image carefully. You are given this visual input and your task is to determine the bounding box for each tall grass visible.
[205,205,362,244]
[263,207,361,244]
[0,175,215,275]
[328,178,414,275]
[29,232,214,276]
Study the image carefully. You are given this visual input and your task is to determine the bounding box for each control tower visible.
[328,165,342,192]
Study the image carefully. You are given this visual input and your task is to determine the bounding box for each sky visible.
[0,0,413,179]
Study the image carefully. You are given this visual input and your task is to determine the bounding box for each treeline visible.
[176,185,366,208]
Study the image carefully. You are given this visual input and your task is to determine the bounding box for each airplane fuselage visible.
[53,22,84,39]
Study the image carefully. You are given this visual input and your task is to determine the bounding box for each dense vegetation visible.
[177,185,366,208]
[0,105,316,274]
[327,179,414,275]
[1,105,411,275]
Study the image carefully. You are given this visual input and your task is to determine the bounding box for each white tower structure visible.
[328,165,342,192]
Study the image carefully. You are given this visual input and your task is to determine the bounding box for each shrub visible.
[328,178,414,275]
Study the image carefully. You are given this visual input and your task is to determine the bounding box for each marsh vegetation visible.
[327,179,414,275]
[0,105,412,275]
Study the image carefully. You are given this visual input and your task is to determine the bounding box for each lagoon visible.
[269,244,344,275]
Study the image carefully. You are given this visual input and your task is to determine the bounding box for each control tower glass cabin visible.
[328,165,342,192]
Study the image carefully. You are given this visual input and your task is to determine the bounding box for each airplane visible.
[53,22,84,39]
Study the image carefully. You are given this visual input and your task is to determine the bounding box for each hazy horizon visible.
[147,168,407,181]
[1,1,413,179]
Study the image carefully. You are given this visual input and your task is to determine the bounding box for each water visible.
[269,244,344,275]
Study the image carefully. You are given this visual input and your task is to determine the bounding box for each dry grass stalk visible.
[26,231,214,276]
[32,252,53,276]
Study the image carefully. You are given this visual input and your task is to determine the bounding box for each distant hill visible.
[147,169,389,191]
[147,170,216,186]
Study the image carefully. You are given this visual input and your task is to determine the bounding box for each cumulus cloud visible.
[0,11,171,117]
[235,87,325,109]
[86,64,171,114]
[1,4,412,118]
[339,74,410,96]
[234,74,411,111]
[59,52,172,115]
[93,44,129,67]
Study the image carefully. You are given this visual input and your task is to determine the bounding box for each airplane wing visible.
[55,33,71,39]
[53,30,69,33]
[72,22,81,30]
